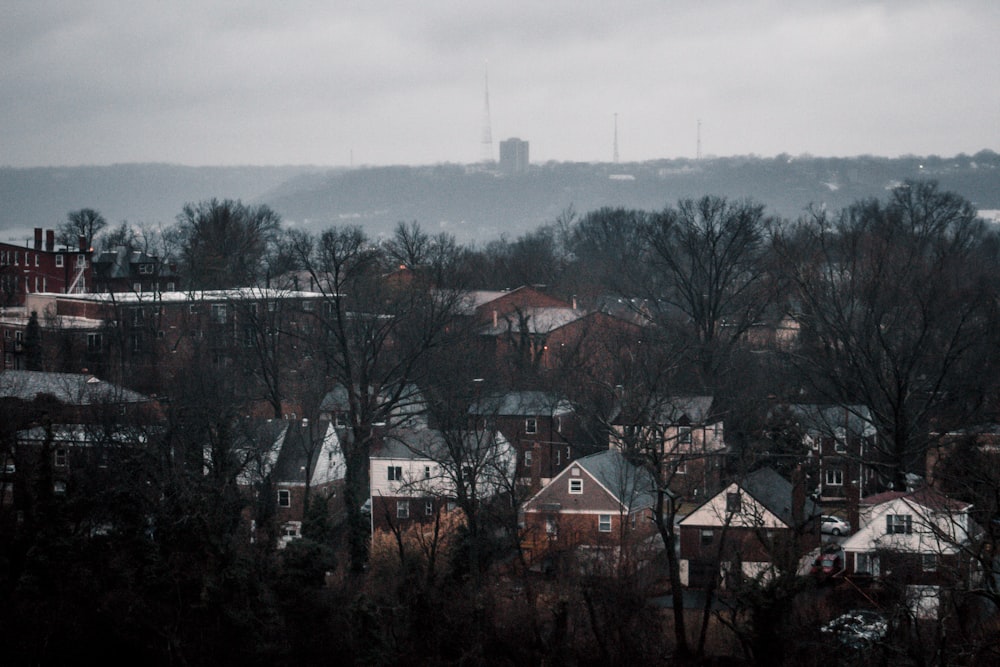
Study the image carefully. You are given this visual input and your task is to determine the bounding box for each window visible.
[133,282,142,293]
[87,333,102,352]
[525,417,537,434]
[886,514,913,535]
[834,437,847,453]
[397,500,410,519]
[568,478,583,494]
[825,468,844,486]
[700,529,714,546]
[166,282,175,291]
[130,332,142,352]
[726,492,742,513]
[130,307,143,325]
[53,480,66,494]
[302,300,315,311]
[77,254,86,267]
[856,552,880,576]
[424,465,431,479]
[277,489,291,507]
[424,500,434,516]
[211,304,227,324]
[922,553,938,572]
[54,449,67,467]
[678,426,692,447]
[598,514,612,532]
[334,413,348,428]
[189,304,199,314]
[388,465,403,481]
[139,263,154,274]
[524,450,533,468]
[545,518,558,536]
[554,448,560,466]
[34,254,39,267]
[55,254,64,268]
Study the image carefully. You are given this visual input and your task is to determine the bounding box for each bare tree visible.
[642,196,773,384]
[772,181,996,489]
[59,208,107,249]
[176,199,282,289]
[289,225,466,572]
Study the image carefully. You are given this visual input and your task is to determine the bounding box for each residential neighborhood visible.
[2,184,999,666]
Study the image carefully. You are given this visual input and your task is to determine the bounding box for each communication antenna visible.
[613,113,619,164]
[697,119,702,160]
[481,62,494,164]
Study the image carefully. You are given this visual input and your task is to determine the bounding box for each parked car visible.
[821,514,851,536]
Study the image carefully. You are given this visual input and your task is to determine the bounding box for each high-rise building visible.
[499,138,529,175]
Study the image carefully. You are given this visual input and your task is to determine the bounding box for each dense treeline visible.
[2,181,999,665]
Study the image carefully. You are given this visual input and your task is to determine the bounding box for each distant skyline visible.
[2,1,998,168]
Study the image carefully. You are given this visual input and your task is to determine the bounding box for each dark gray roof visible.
[614,395,715,425]
[576,449,659,510]
[781,404,875,439]
[0,370,150,405]
[740,467,819,527]
[468,390,574,417]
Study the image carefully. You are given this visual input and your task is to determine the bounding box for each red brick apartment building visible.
[0,228,93,306]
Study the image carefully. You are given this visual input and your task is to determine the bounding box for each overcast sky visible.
[2,1,998,168]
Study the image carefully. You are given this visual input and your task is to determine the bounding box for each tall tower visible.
[613,113,619,164]
[481,63,494,165]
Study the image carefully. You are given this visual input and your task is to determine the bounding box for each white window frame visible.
[424,500,434,516]
[524,450,532,468]
[54,449,67,467]
[825,468,844,486]
[525,417,537,434]
[568,478,583,494]
[277,489,291,507]
[598,514,612,532]
[55,254,64,268]
[397,500,410,519]
[388,465,403,481]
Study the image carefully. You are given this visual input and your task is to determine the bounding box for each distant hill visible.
[2,152,998,244]
[0,164,319,242]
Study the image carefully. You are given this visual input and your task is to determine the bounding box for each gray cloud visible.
[1,1,997,167]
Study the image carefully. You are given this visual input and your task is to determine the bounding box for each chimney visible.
[46,230,54,252]
[492,309,498,328]
[34,228,42,250]
[78,235,87,252]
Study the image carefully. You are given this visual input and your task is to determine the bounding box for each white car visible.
[821,515,851,536]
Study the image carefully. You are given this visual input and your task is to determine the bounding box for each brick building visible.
[0,228,93,306]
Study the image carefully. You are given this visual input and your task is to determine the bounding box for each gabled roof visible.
[576,450,659,510]
[740,467,818,527]
[479,306,585,335]
[778,403,876,439]
[318,383,426,422]
[613,395,715,426]
[680,467,817,529]
[468,390,574,417]
[523,449,660,513]
[0,370,150,405]
[861,487,972,514]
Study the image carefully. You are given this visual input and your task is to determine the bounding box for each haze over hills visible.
[2,151,998,245]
